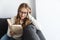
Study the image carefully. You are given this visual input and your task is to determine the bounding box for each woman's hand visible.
[10,31,15,36]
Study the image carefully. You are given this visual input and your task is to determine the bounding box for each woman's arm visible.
[7,17,16,29]
[7,17,16,36]
[28,14,42,30]
[7,19,12,26]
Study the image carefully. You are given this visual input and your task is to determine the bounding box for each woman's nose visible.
[21,13,25,16]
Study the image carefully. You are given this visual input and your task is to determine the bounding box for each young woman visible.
[1,3,45,40]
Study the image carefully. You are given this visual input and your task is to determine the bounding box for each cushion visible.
[0,18,8,38]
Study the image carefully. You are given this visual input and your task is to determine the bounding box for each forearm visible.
[28,14,41,30]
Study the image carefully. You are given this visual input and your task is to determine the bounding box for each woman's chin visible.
[21,18,25,20]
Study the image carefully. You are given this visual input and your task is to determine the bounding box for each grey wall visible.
[0,0,36,18]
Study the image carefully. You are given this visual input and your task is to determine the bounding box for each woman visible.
[1,3,45,40]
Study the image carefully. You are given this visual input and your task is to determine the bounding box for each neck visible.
[20,19,24,25]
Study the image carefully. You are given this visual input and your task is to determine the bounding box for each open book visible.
[7,19,23,35]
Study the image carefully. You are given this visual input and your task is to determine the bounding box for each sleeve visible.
[10,16,16,24]
[28,14,42,31]
[7,16,16,26]
[7,17,15,29]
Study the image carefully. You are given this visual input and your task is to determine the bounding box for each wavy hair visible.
[14,3,32,28]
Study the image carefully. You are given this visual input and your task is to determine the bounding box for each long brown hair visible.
[14,3,32,28]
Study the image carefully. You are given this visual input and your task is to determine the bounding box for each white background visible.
[0,0,36,18]
[36,0,60,40]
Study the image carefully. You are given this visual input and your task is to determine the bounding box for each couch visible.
[0,18,45,40]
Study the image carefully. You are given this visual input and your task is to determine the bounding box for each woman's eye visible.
[29,12,31,13]
[21,12,23,13]
[21,12,27,14]
[23,12,27,14]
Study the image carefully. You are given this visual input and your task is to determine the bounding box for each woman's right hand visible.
[10,31,15,36]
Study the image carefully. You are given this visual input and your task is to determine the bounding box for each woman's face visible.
[19,8,28,20]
